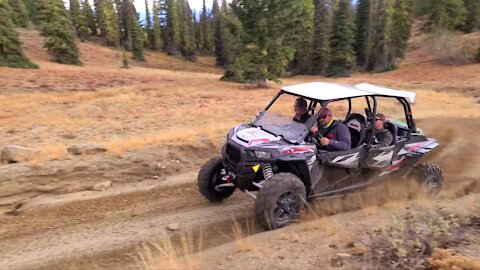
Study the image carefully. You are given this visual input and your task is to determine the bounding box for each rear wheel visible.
[254,173,306,230]
[198,157,235,202]
[414,163,443,196]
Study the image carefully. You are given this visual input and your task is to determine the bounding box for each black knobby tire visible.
[416,163,443,196]
[197,157,235,202]
[254,173,306,230]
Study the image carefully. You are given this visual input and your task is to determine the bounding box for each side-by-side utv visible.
[197,82,443,230]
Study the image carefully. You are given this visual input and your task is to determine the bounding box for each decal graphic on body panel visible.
[369,151,394,167]
[232,127,281,147]
[404,139,439,157]
[331,153,360,166]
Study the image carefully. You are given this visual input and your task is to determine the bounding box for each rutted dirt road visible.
[0,117,478,270]
[0,173,252,269]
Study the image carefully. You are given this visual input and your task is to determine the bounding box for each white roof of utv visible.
[281,82,416,104]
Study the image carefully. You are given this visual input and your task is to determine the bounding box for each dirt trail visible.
[0,117,478,270]
[0,172,253,269]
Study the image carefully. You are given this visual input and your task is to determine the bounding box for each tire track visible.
[0,192,253,270]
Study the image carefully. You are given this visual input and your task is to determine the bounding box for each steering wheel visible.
[310,131,324,148]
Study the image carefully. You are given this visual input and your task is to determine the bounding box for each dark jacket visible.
[293,112,311,124]
[313,120,351,151]
[372,128,394,148]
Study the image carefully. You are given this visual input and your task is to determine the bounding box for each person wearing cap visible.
[309,108,351,151]
[370,113,394,148]
[292,97,311,124]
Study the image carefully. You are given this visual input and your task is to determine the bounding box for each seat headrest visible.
[346,119,362,132]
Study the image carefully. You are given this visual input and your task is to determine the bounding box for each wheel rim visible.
[274,191,300,222]
[424,176,441,194]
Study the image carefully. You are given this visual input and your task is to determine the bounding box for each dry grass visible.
[136,231,203,270]
[232,219,257,252]
[429,30,480,65]
[2,29,480,164]
[428,248,480,270]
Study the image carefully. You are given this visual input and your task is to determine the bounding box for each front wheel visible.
[254,173,306,230]
[198,157,235,202]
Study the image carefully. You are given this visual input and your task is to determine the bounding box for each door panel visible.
[363,145,395,169]
[317,146,365,169]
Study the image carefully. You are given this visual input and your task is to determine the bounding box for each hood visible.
[233,127,281,147]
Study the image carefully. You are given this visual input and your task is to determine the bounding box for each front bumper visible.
[222,142,268,191]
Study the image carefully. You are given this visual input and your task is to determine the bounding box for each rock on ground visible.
[92,181,112,191]
[167,223,180,231]
[0,145,37,163]
[67,144,107,155]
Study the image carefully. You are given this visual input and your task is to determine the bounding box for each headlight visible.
[253,150,272,159]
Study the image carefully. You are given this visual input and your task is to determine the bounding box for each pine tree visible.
[22,0,38,23]
[328,0,356,77]
[221,4,243,69]
[222,0,228,14]
[115,0,132,49]
[130,6,145,61]
[391,0,411,58]
[218,0,239,66]
[355,0,370,66]
[152,0,162,50]
[145,0,153,48]
[83,0,97,35]
[417,0,466,32]
[178,0,196,60]
[0,0,37,68]
[200,0,213,52]
[363,0,377,70]
[38,0,81,65]
[159,0,168,46]
[165,0,181,54]
[114,0,125,40]
[69,0,89,41]
[8,0,29,27]
[193,10,202,50]
[94,0,104,33]
[367,0,396,72]
[95,0,120,46]
[212,0,226,65]
[291,0,314,74]
[312,0,330,75]
[463,0,480,33]
[224,0,311,86]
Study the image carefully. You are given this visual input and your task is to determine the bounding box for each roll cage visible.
[255,90,416,145]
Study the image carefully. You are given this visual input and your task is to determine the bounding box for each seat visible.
[384,121,398,145]
[344,113,367,148]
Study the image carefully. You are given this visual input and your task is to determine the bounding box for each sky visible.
[74,1,217,13]
[71,1,223,22]
[133,0,216,14]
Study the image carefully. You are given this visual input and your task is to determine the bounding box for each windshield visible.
[252,93,310,143]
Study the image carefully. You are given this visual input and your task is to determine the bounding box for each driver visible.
[310,108,351,151]
[292,98,311,124]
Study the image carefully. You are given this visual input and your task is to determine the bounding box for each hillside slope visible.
[0,29,478,269]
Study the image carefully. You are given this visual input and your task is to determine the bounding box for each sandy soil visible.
[0,29,479,269]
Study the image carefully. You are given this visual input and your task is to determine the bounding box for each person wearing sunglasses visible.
[370,113,394,148]
[309,108,351,151]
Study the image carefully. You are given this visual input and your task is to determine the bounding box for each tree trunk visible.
[255,77,267,88]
